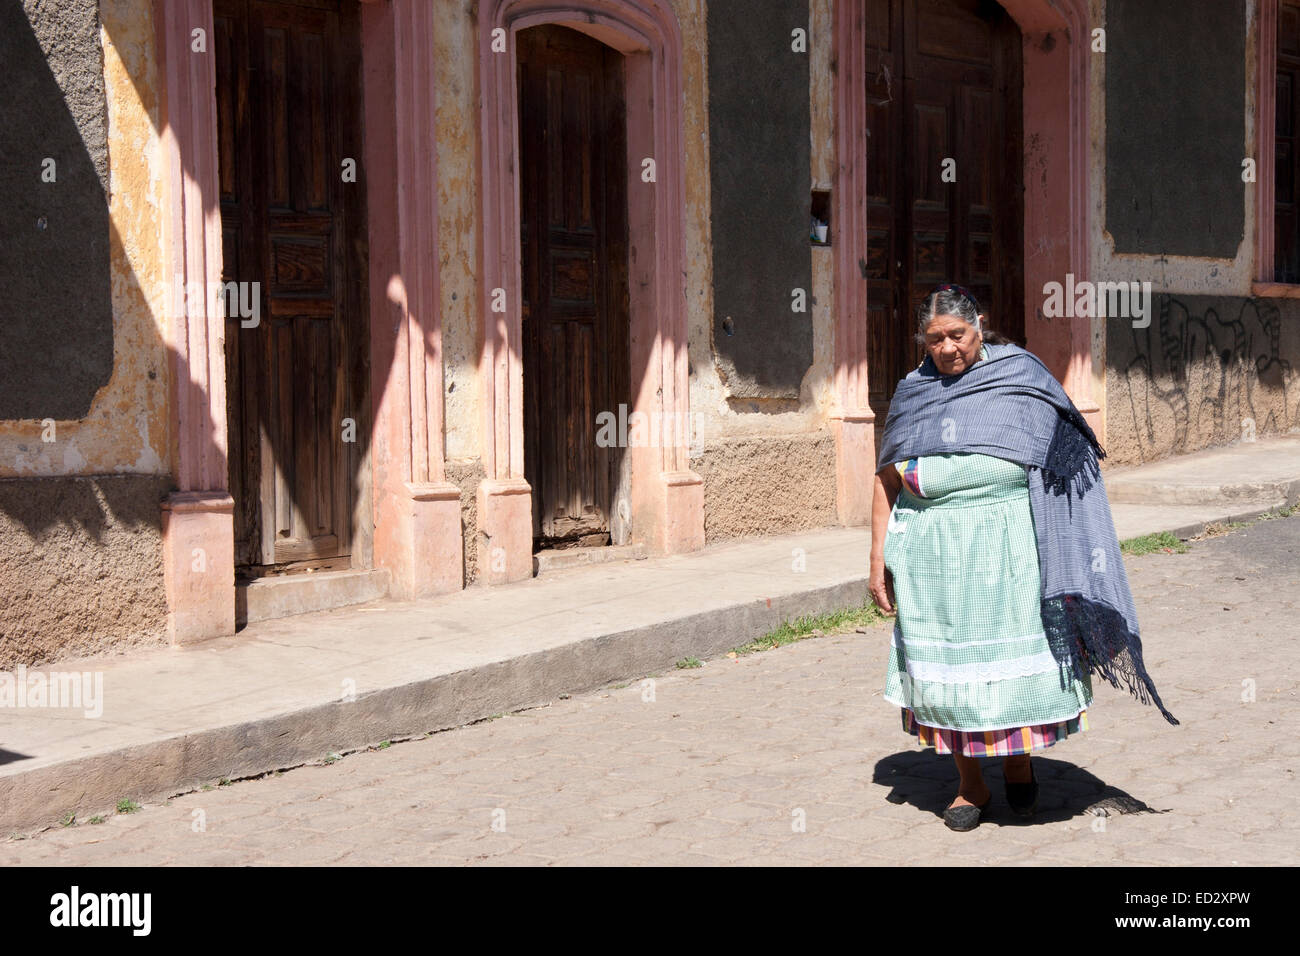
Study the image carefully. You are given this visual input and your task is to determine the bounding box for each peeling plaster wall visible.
[0,1,171,667]
[445,458,485,586]
[436,0,481,464]
[0,0,170,479]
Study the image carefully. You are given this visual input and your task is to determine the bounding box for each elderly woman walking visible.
[870,284,1178,832]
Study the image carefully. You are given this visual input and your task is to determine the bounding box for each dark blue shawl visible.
[876,341,1179,726]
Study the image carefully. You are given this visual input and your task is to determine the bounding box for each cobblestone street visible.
[6,516,1298,866]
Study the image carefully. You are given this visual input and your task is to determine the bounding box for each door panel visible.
[518,25,629,547]
[865,1,904,422]
[1277,1,1300,280]
[867,0,1024,418]
[215,0,365,569]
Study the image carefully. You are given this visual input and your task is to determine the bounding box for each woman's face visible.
[923,313,983,375]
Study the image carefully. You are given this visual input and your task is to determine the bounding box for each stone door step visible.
[236,569,391,625]
[533,543,647,575]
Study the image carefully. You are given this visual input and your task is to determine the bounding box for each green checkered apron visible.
[882,453,1093,732]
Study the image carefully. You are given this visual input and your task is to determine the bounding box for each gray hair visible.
[914,286,1005,345]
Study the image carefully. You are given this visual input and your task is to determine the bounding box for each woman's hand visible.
[870,467,902,614]
[869,558,895,614]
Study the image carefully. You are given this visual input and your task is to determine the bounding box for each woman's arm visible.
[869,465,903,613]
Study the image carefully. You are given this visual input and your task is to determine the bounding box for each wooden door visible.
[865,0,1023,418]
[215,0,367,571]
[1276,0,1300,281]
[517,25,630,548]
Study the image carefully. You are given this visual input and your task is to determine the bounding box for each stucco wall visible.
[706,0,812,396]
[0,0,170,479]
[1104,0,1246,259]
[1,0,114,420]
[0,476,170,669]
[1093,1,1285,465]
[1105,295,1300,464]
[693,430,836,540]
[0,1,173,667]
[1089,0,1274,459]
[435,0,481,464]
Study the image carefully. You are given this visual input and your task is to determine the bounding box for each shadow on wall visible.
[0,214,171,540]
[1110,295,1300,464]
[0,0,113,419]
[0,4,198,666]
[2,2,472,667]
[0,2,181,667]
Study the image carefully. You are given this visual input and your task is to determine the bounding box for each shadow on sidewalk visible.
[0,750,33,768]
[872,752,1171,826]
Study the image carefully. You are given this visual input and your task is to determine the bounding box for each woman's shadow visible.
[873,751,1170,825]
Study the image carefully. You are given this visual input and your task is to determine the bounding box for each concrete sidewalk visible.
[2,433,1298,835]
[1106,433,1300,539]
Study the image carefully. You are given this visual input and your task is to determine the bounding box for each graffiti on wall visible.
[1110,295,1300,463]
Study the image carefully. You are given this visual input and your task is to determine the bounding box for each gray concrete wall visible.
[706,0,814,397]
[1105,295,1300,464]
[1104,0,1246,258]
[0,0,114,420]
[0,475,172,668]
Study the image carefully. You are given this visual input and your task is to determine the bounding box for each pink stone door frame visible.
[155,0,462,644]
[831,0,1097,525]
[360,0,463,601]
[155,0,235,643]
[476,0,704,584]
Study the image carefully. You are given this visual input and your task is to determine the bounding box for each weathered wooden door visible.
[865,0,1024,417]
[1276,0,1300,280]
[517,25,630,548]
[215,0,367,571]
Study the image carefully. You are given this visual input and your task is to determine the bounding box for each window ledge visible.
[1252,281,1300,298]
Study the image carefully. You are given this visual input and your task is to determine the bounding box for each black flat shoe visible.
[943,792,992,831]
[1005,762,1039,817]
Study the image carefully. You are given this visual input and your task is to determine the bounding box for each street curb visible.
[1154,501,1297,542]
[2,577,871,837]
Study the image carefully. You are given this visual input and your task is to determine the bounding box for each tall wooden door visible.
[517,25,630,548]
[215,0,367,571]
[1276,0,1300,281]
[865,0,1024,418]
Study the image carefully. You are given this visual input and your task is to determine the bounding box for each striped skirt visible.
[901,706,1088,757]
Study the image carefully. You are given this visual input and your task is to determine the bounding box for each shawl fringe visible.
[1042,406,1106,497]
[1042,594,1180,726]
